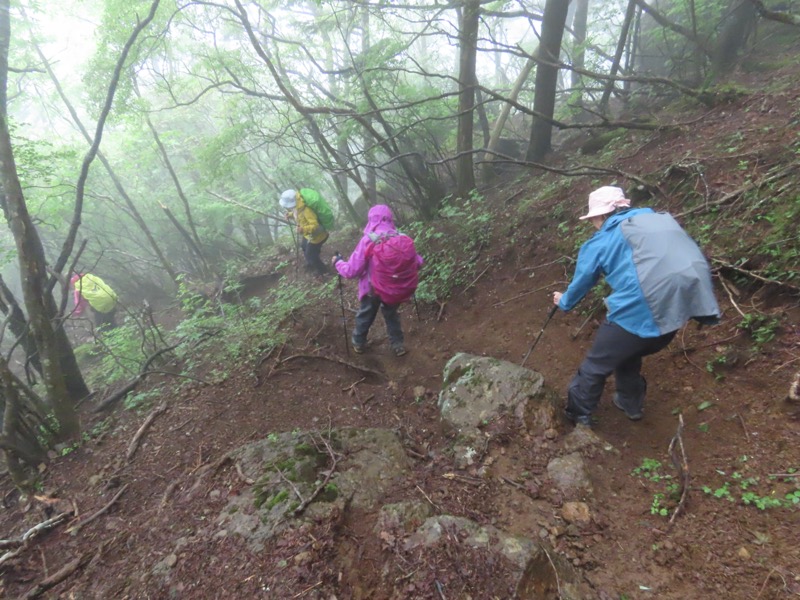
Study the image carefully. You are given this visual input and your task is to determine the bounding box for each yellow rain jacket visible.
[76,274,118,314]
[288,195,329,245]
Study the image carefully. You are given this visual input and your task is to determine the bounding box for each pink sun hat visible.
[579,186,631,220]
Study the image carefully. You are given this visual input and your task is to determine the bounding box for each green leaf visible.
[697,401,714,411]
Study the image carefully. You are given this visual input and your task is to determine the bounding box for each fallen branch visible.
[459,264,492,296]
[274,354,384,379]
[711,258,800,294]
[718,275,746,318]
[126,403,168,461]
[492,283,560,308]
[676,163,797,219]
[667,414,689,526]
[67,484,129,535]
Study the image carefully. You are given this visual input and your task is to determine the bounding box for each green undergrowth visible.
[77,273,333,401]
[406,188,494,303]
[632,456,800,518]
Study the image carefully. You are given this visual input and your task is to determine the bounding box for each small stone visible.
[294,551,313,565]
[544,428,558,440]
[737,547,751,560]
[209,490,221,499]
[164,553,178,568]
[561,501,591,525]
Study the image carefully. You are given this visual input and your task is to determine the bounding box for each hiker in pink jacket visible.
[332,204,423,356]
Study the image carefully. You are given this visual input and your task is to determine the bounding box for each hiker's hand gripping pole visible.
[520,305,558,368]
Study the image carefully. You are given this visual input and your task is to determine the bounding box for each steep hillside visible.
[2,45,800,600]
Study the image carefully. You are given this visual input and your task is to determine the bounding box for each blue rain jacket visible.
[558,208,720,338]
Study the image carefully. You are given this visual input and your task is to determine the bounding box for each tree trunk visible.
[0,0,81,439]
[455,0,480,198]
[526,0,570,163]
[599,0,637,114]
[571,0,589,116]
[0,275,42,378]
[712,0,759,77]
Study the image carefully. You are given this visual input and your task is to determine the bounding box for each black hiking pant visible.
[302,235,329,276]
[352,295,403,350]
[566,320,676,423]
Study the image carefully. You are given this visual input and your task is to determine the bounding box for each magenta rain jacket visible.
[334,204,424,300]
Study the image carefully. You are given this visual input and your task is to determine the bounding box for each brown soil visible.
[2,67,800,600]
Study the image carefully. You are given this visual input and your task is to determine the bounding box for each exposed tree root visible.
[66,484,129,535]
[0,512,71,566]
[21,542,104,599]
[126,403,168,461]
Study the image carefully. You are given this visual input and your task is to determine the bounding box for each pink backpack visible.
[366,232,419,305]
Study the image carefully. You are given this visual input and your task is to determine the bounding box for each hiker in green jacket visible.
[71,273,119,329]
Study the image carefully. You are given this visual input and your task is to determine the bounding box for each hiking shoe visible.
[352,339,366,354]
[565,409,592,427]
[613,393,643,421]
[392,345,407,357]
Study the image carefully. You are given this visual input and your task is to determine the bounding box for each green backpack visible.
[299,188,335,231]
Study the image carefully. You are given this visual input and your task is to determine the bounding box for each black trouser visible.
[566,320,676,420]
[91,306,117,330]
[352,295,403,348]
[301,236,328,275]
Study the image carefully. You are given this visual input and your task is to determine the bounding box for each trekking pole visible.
[288,223,299,275]
[520,305,558,368]
[412,294,421,322]
[335,259,350,356]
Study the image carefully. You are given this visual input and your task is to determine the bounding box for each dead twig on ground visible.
[499,476,526,491]
[542,546,563,599]
[460,264,492,296]
[667,414,689,526]
[435,579,447,600]
[66,484,129,535]
[272,353,384,379]
[293,432,340,517]
[292,581,323,598]
[492,283,564,308]
[126,402,168,461]
[737,413,750,444]
[718,275,746,318]
[415,484,439,510]
[342,377,366,393]
[516,256,571,274]
[436,301,446,322]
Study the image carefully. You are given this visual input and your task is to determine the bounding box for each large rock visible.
[402,515,583,599]
[216,428,411,551]
[437,353,558,465]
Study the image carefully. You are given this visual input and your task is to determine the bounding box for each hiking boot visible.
[392,345,407,357]
[613,393,643,421]
[565,409,592,427]
[351,338,366,354]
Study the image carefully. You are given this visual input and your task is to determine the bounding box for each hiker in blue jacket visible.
[552,186,720,427]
